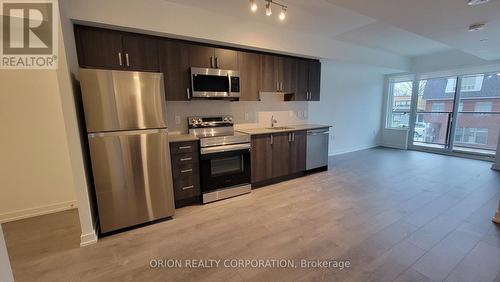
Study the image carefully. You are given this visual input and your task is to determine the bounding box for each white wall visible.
[0,67,77,223]
[0,225,14,282]
[308,61,385,155]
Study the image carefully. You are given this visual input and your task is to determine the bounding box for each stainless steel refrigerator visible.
[79,69,175,234]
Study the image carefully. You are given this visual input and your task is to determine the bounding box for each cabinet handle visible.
[186,88,190,100]
[292,133,295,142]
[118,52,123,66]
[270,135,273,145]
[210,56,214,68]
[215,57,219,68]
[276,82,279,92]
[125,53,130,67]
[179,146,191,150]
[180,157,192,162]
[280,82,284,92]
[182,185,195,190]
[288,133,291,142]
[181,169,193,173]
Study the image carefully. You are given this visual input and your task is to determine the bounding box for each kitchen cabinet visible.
[308,60,321,101]
[189,44,238,69]
[74,25,159,71]
[276,56,297,93]
[170,140,201,207]
[251,131,307,184]
[251,134,273,183]
[260,54,278,92]
[238,51,261,101]
[159,39,191,101]
[294,59,321,101]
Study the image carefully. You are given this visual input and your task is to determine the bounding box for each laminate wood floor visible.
[3,148,500,281]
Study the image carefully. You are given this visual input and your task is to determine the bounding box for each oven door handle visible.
[200,143,251,155]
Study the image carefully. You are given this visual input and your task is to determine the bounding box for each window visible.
[445,75,484,93]
[454,128,489,145]
[431,102,445,112]
[474,101,492,112]
[387,80,413,128]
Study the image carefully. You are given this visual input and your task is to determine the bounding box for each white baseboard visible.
[80,230,98,247]
[329,145,377,156]
[379,143,408,150]
[0,201,77,224]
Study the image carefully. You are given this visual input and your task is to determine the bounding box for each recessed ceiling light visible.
[469,23,486,31]
[467,0,490,6]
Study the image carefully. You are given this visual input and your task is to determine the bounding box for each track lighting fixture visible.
[250,0,287,21]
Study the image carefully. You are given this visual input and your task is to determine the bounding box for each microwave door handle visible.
[227,74,231,97]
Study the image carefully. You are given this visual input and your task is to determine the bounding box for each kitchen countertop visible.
[168,133,199,143]
[236,124,331,135]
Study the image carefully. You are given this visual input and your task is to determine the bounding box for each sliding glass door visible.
[410,76,458,150]
[452,73,500,156]
[409,72,500,157]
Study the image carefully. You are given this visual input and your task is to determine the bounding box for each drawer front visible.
[171,141,198,155]
[173,174,200,200]
[171,152,198,166]
[172,162,199,179]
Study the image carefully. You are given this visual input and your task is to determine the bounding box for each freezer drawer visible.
[306,129,329,170]
[88,128,174,233]
[80,69,167,132]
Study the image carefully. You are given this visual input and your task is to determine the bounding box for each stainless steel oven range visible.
[188,115,251,203]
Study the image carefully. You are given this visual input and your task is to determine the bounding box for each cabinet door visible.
[289,131,307,174]
[74,26,124,69]
[189,44,215,68]
[238,51,261,101]
[214,48,238,70]
[278,57,297,93]
[251,134,273,183]
[294,59,309,101]
[260,54,278,92]
[122,34,159,71]
[308,60,321,101]
[271,133,290,178]
[159,40,191,101]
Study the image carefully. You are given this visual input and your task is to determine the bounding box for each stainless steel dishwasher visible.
[306,128,330,170]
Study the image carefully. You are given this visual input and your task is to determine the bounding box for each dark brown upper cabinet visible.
[276,56,297,94]
[260,54,278,92]
[74,25,159,72]
[293,59,321,101]
[122,34,159,72]
[159,39,191,101]
[238,51,261,101]
[188,44,238,69]
[308,60,321,101]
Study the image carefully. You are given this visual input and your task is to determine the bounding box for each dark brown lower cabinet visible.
[170,140,201,207]
[251,131,306,185]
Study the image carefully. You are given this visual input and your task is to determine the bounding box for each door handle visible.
[118,52,123,66]
[215,57,219,68]
[270,135,273,145]
[180,157,192,162]
[125,53,130,67]
[181,169,193,173]
[292,132,295,142]
[288,133,292,142]
[182,185,195,190]
[179,146,192,150]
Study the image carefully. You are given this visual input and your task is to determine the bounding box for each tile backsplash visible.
[166,93,308,133]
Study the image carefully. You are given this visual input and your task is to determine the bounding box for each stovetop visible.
[187,115,250,147]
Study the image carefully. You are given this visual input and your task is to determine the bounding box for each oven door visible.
[200,144,251,192]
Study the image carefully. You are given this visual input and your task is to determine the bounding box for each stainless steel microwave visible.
[190,67,240,99]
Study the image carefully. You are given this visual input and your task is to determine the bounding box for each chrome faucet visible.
[271,115,277,128]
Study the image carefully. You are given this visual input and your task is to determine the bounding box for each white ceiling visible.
[164,0,500,60]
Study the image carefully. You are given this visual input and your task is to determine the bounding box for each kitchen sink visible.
[266,126,294,130]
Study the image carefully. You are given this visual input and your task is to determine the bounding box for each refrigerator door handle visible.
[89,128,168,138]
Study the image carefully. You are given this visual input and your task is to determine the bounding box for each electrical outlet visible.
[175,115,181,125]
